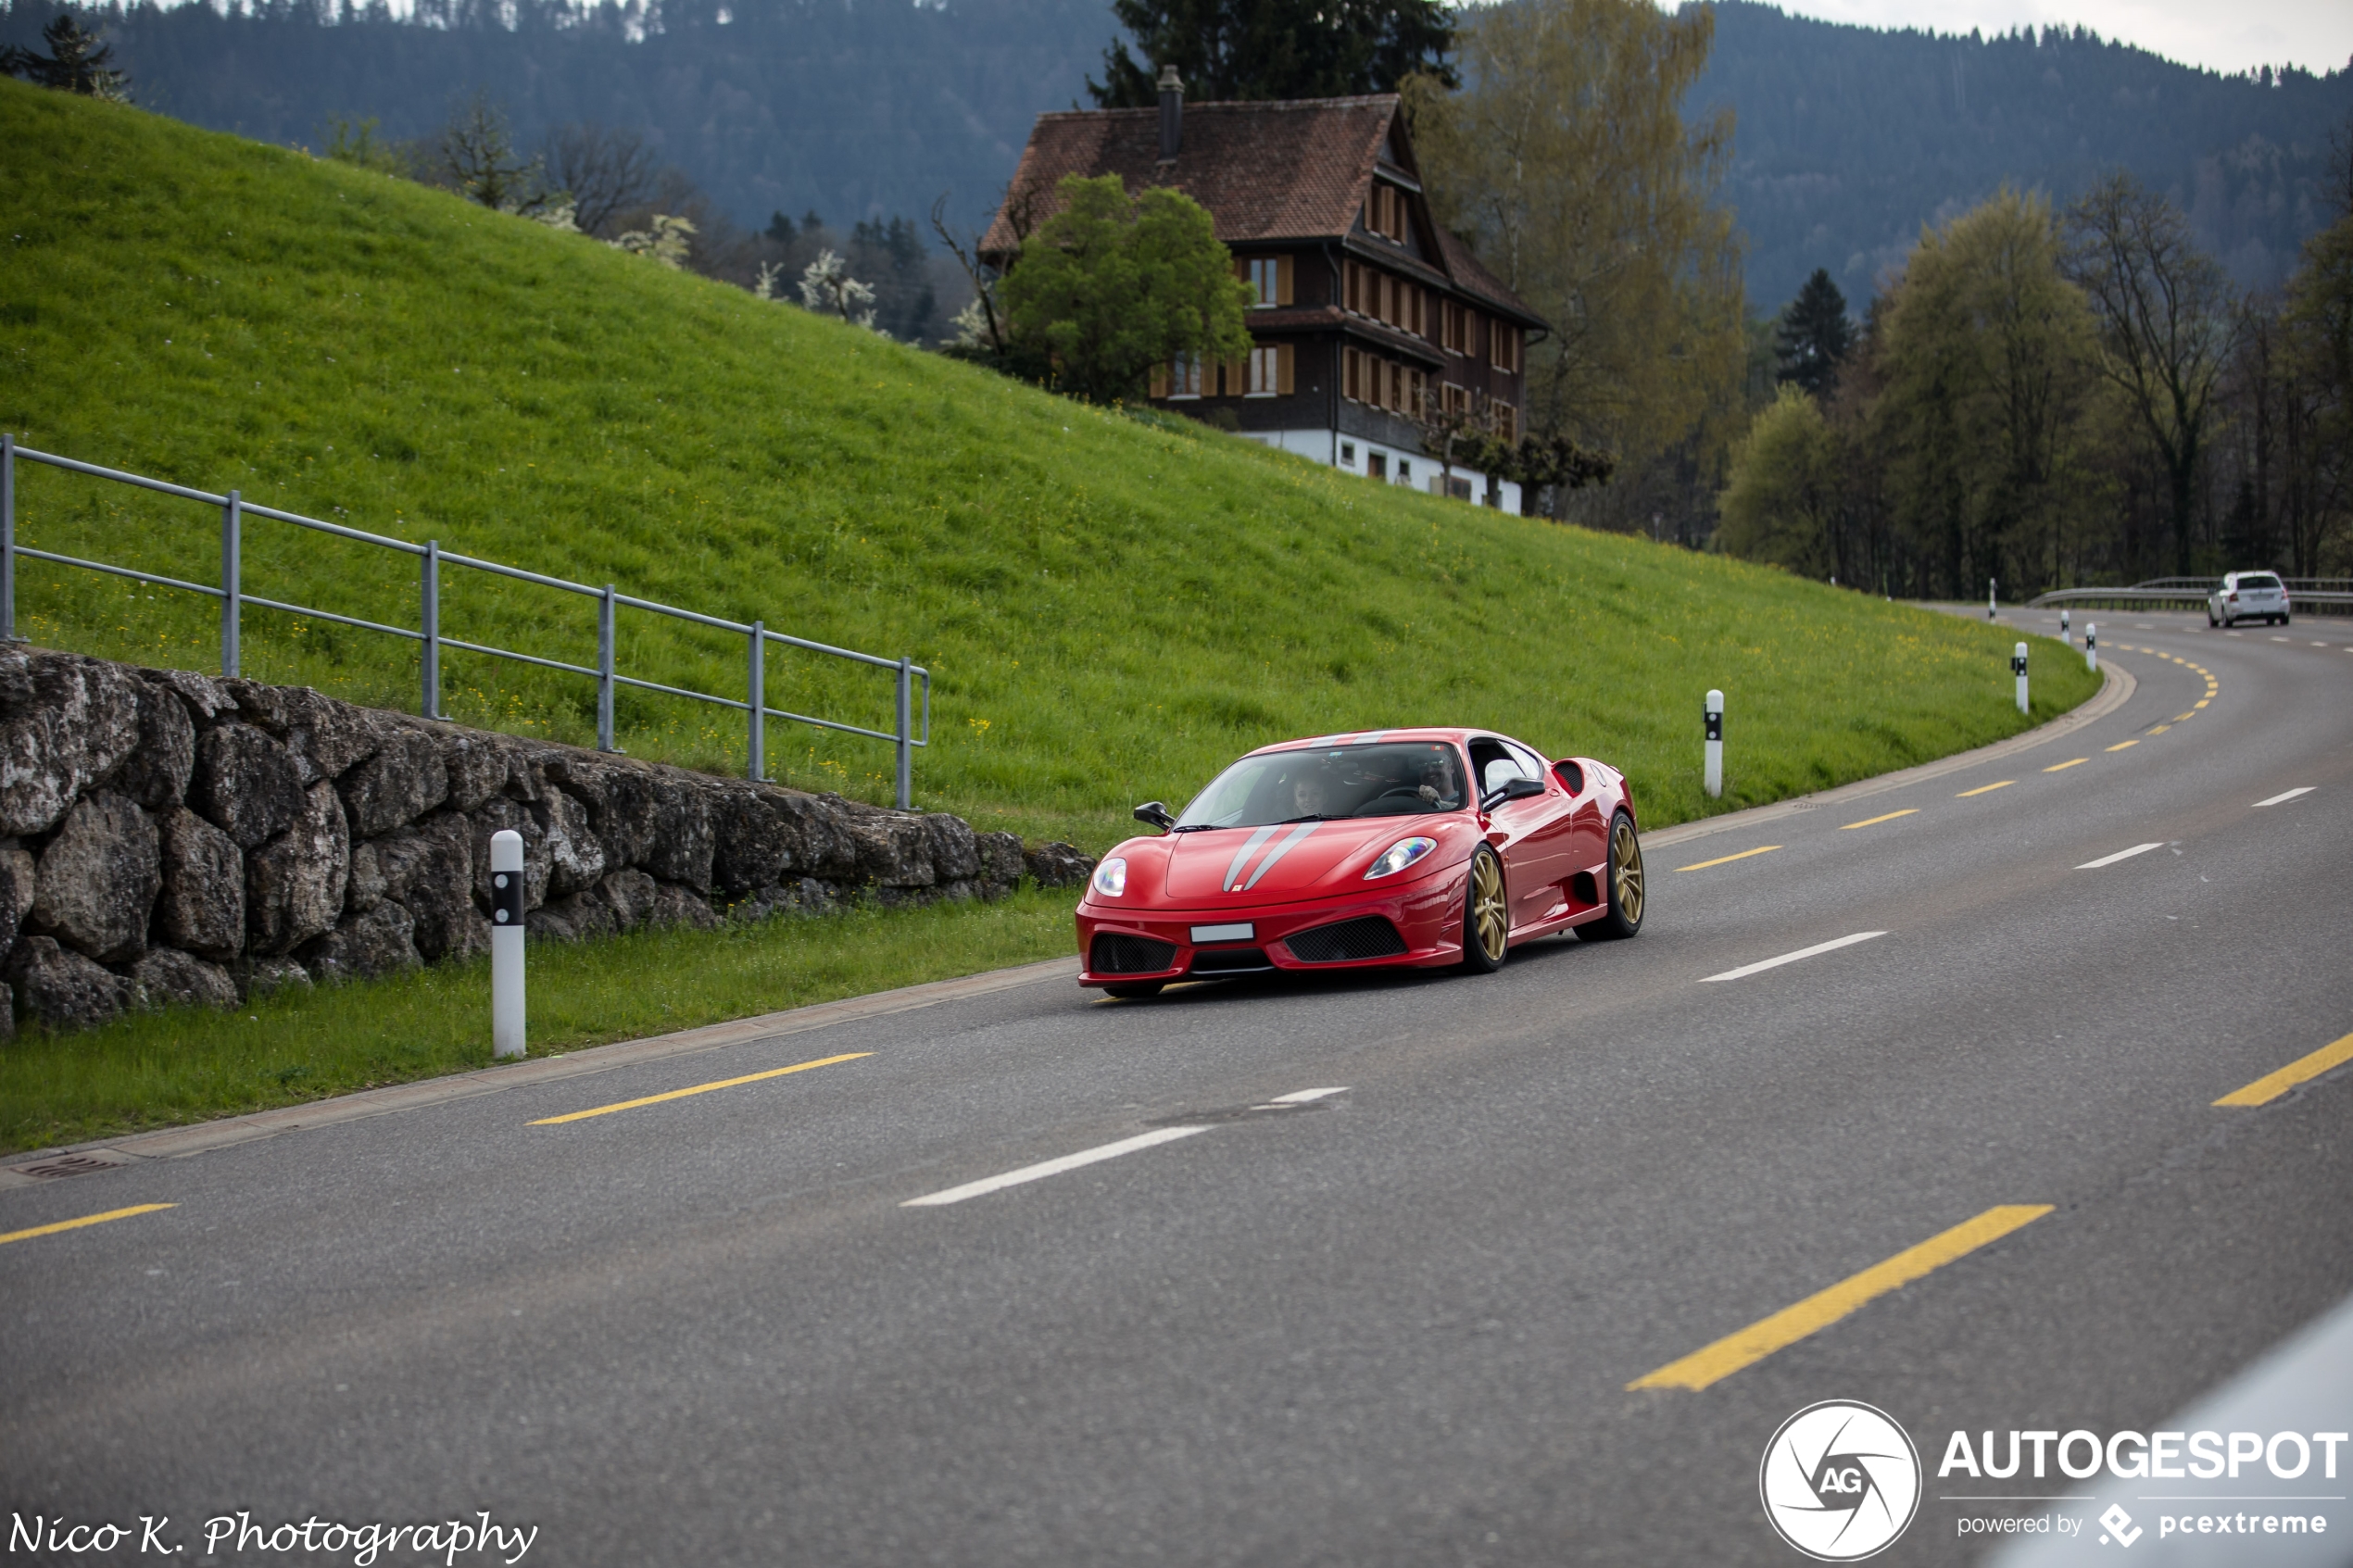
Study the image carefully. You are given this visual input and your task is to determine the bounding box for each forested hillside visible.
[4,0,2347,314]
[1698,1,2353,308]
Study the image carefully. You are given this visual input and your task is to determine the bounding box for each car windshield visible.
[2239,573,2283,589]
[1175,742,1468,829]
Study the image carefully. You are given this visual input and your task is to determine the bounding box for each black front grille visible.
[1091,933,1177,974]
[1189,947,1274,974]
[1285,916,1409,964]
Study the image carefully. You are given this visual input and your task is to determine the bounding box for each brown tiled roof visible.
[982,94,1544,331]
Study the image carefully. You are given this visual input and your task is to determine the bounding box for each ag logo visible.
[1759,1400,1921,1561]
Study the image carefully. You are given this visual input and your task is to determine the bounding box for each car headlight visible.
[1365,836,1437,880]
[1091,857,1128,897]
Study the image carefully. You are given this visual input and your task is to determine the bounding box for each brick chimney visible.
[1157,64,1184,163]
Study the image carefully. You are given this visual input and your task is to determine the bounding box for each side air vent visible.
[1285,916,1409,964]
[1091,933,1177,974]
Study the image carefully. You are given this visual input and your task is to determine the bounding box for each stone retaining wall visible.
[0,647,1095,1035]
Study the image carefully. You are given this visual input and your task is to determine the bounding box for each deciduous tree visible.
[1403,0,1744,509]
[999,173,1252,405]
[2063,172,2237,574]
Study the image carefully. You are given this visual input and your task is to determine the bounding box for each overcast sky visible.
[1702,0,2353,76]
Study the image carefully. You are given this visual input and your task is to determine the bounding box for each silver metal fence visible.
[2028,575,2352,615]
[0,434,931,805]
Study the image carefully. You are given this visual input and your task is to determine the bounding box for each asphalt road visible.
[4,610,2350,1567]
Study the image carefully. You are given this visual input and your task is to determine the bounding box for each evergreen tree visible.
[1774,269,1853,396]
[2,12,128,100]
[1088,0,1455,107]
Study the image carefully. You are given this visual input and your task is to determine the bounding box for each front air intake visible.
[1285,916,1409,963]
[1091,933,1177,974]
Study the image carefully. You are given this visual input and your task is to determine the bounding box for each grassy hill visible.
[0,80,2097,851]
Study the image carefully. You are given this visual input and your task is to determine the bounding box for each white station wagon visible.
[2210,571,2291,628]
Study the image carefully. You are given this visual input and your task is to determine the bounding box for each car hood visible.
[1159,818,1454,904]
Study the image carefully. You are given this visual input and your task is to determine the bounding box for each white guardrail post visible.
[490,829,525,1060]
[2059,608,2071,646]
[1988,577,1997,621]
[2014,642,2030,714]
[1704,688,1724,799]
[2085,623,2097,672]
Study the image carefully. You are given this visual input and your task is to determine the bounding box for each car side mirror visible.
[1134,800,1176,833]
[1480,776,1545,809]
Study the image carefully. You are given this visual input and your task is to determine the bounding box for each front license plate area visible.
[1190,922,1256,945]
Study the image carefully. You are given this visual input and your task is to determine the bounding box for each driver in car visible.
[1415,750,1458,807]
[1290,767,1332,819]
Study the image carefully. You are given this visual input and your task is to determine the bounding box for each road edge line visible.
[1644,662,2135,852]
[13,958,1079,1171]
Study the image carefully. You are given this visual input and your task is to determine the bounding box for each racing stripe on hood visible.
[1223,825,1280,892]
[1241,822,1320,891]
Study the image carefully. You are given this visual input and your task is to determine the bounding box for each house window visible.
[1491,325,1520,374]
[1245,345,1285,395]
[1340,441,1356,467]
[1397,458,1412,483]
[1169,354,1204,398]
[1244,256,1292,309]
[1492,399,1517,444]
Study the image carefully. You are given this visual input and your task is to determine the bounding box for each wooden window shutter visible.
[1277,344,1294,395]
[1150,361,1170,398]
[1224,358,1247,396]
[1277,256,1293,307]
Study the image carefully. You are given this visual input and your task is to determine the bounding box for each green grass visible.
[0,888,1078,1156]
[0,85,2101,1148]
[3,82,2098,850]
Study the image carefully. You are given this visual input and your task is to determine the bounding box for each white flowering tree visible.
[799,249,882,332]
[609,215,696,270]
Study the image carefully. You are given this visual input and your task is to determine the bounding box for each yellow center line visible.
[1841,809,1919,830]
[2214,1033,2353,1108]
[2147,724,2171,734]
[1676,845,1781,872]
[1627,1205,2054,1392]
[2044,759,2087,772]
[530,1052,871,1124]
[2175,711,2196,721]
[2195,698,2209,709]
[1955,780,2014,797]
[2106,740,2139,752]
[0,1203,176,1248]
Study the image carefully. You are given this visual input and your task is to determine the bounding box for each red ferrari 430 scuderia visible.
[1076,728,1644,997]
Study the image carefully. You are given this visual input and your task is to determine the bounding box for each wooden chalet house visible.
[981,69,1548,508]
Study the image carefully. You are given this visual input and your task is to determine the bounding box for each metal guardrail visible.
[2028,577,2353,615]
[0,434,930,804]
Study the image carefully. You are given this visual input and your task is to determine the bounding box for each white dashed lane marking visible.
[2253,788,2315,809]
[2076,843,2165,870]
[1700,932,1887,984]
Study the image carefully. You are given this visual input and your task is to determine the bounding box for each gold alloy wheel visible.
[1611,817,1645,926]
[1472,851,1509,962]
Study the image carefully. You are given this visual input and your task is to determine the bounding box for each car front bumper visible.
[1075,864,1467,986]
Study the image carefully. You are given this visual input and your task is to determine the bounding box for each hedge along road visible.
[1,612,2349,1567]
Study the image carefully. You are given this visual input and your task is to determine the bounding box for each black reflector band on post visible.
[491,870,526,927]
[1705,710,1723,741]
